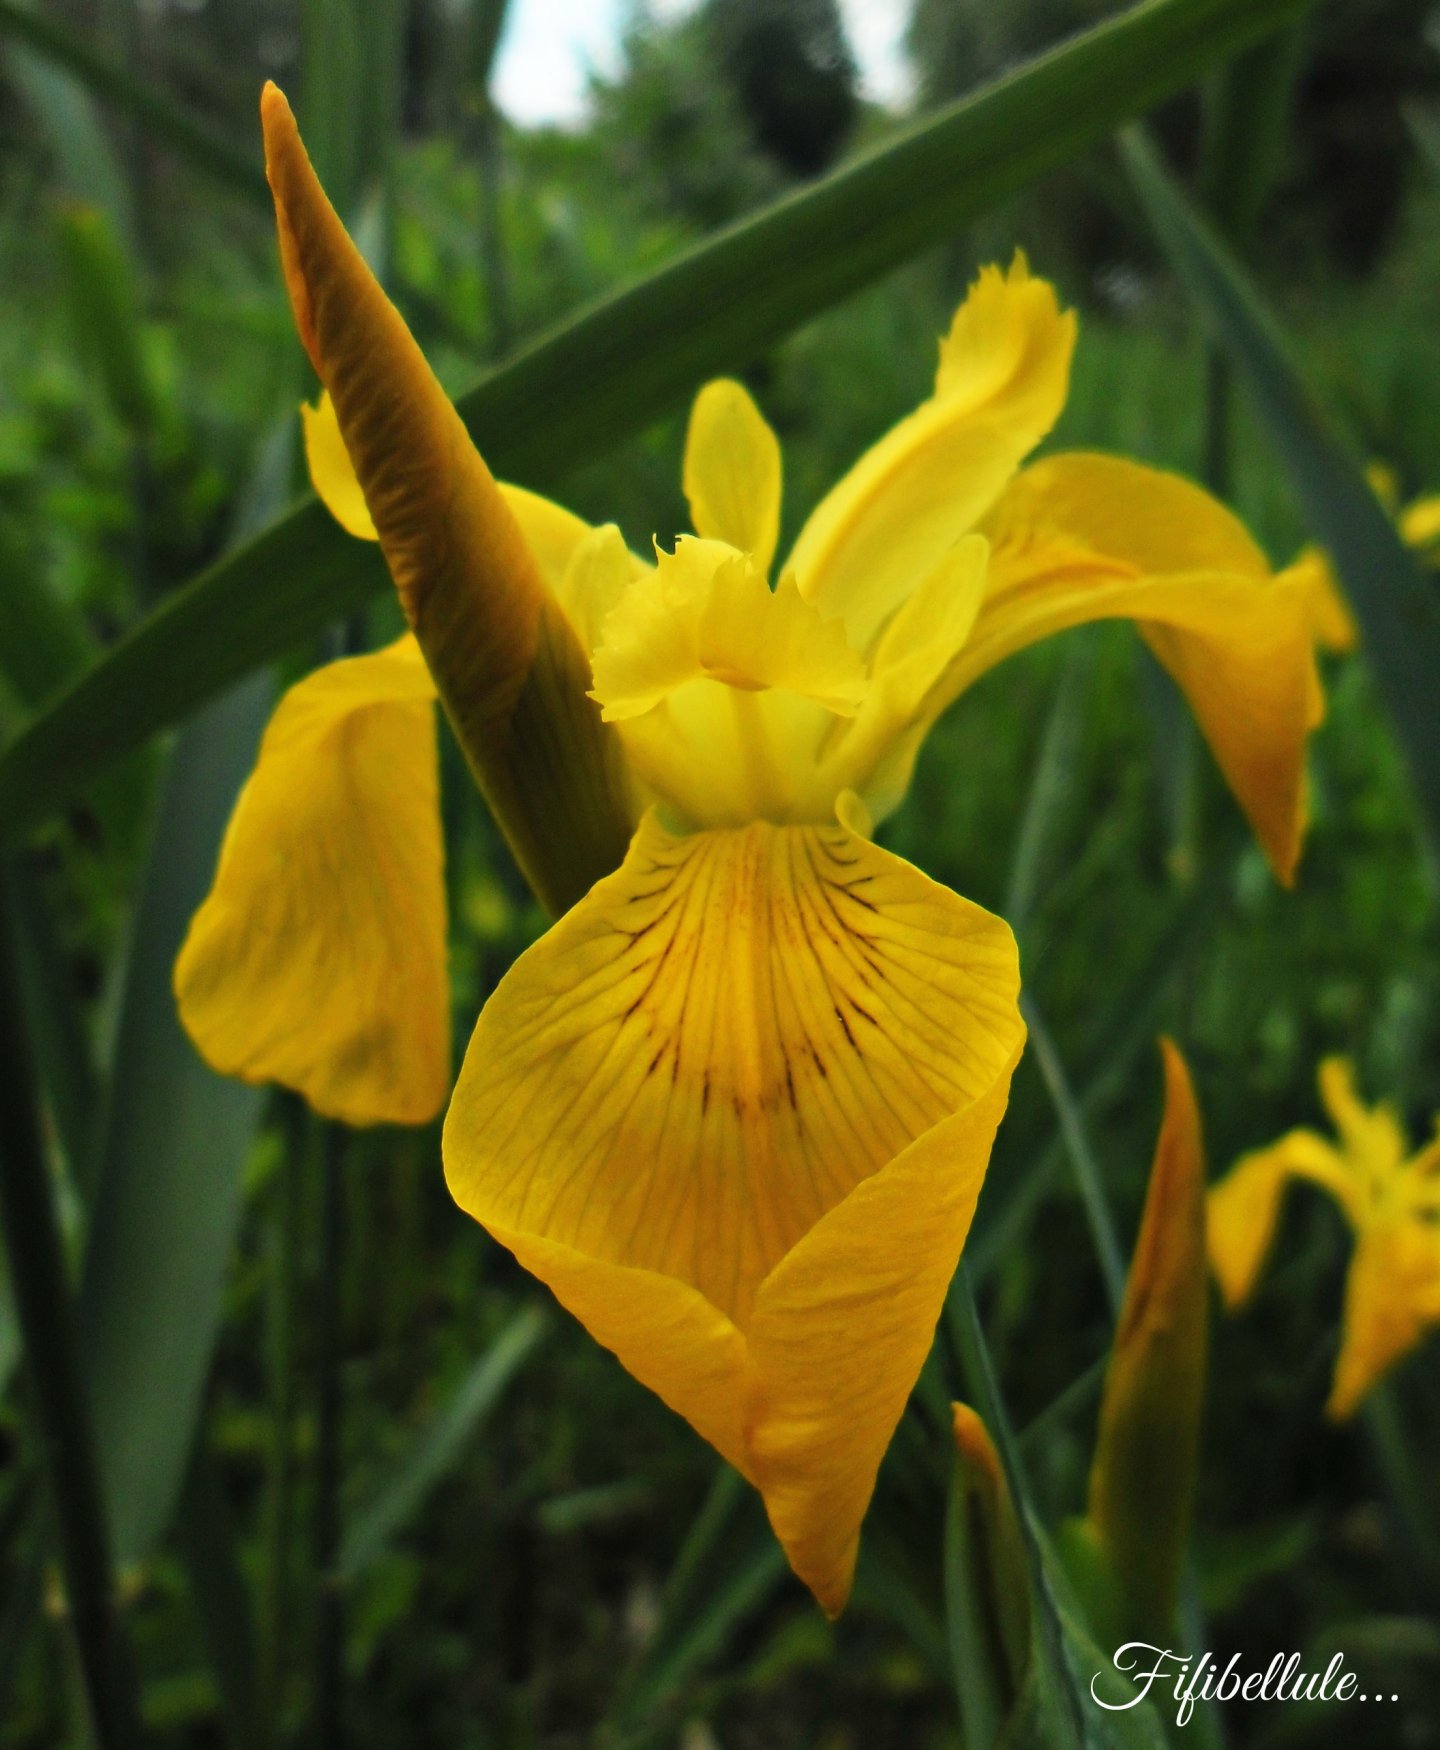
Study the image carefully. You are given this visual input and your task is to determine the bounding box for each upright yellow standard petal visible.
[787,255,1075,646]
[683,379,783,577]
[1087,1040,1207,1636]
[262,85,633,914]
[175,638,449,1127]
[965,453,1322,884]
[443,813,1023,1612]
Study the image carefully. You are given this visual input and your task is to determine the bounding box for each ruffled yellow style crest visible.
[1209,1058,1440,1418]
[175,84,1327,1612]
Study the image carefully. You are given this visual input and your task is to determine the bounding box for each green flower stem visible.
[313,1121,347,1745]
[0,858,143,1748]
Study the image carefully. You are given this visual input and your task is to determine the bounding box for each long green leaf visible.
[0,0,1314,838]
[1120,126,1440,845]
[78,676,271,1567]
[74,424,296,1568]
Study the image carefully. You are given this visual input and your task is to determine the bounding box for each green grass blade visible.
[7,860,100,1195]
[78,676,272,1568]
[1120,125,1440,846]
[0,0,267,206]
[0,860,145,1748]
[0,0,1316,838]
[1,4,133,245]
[74,426,295,1568]
[337,1304,548,1581]
[600,1462,789,1741]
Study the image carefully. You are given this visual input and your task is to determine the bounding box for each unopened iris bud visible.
[947,1403,1031,1736]
[261,83,633,916]
[1084,1039,1208,1638]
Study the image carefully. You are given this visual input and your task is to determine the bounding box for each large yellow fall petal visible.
[262,84,632,914]
[786,256,1075,648]
[443,812,1022,1608]
[1206,1130,1349,1308]
[744,1054,1019,1612]
[683,379,783,577]
[961,453,1322,884]
[175,638,449,1127]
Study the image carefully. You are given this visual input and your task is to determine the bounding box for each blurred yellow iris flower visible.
[1208,1058,1440,1419]
[175,84,1325,1612]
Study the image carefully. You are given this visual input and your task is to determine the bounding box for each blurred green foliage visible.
[1,1,1439,1746]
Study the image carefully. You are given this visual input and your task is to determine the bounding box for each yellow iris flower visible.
[175,85,1325,1613]
[1208,1058,1440,1419]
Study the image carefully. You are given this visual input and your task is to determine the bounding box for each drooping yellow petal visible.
[963,452,1322,884]
[262,85,632,914]
[786,255,1075,648]
[175,638,449,1127]
[683,379,783,577]
[1327,1217,1440,1419]
[1087,1039,1207,1635]
[591,538,866,722]
[1282,547,1360,654]
[1206,1130,1349,1308]
[443,812,1023,1610]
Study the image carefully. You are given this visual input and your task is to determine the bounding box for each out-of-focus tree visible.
[907,0,1440,280]
[591,0,857,233]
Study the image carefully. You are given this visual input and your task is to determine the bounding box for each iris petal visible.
[683,379,783,577]
[175,638,449,1127]
[787,255,1074,648]
[963,452,1322,884]
[443,812,1022,1608]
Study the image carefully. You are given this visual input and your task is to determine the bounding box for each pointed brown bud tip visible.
[258,83,321,376]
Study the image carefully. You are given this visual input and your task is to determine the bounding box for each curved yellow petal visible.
[302,392,377,540]
[591,537,866,721]
[1283,547,1359,654]
[1327,1217,1440,1419]
[1206,1130,1347,1309]
[745,1048,1018,1613]
[965,453,1322,884]
[443,812,1023,1608]
[822,534,989,825]
[175,637,449,1127]
[786,255,1075,648]
[683,379,782,577]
